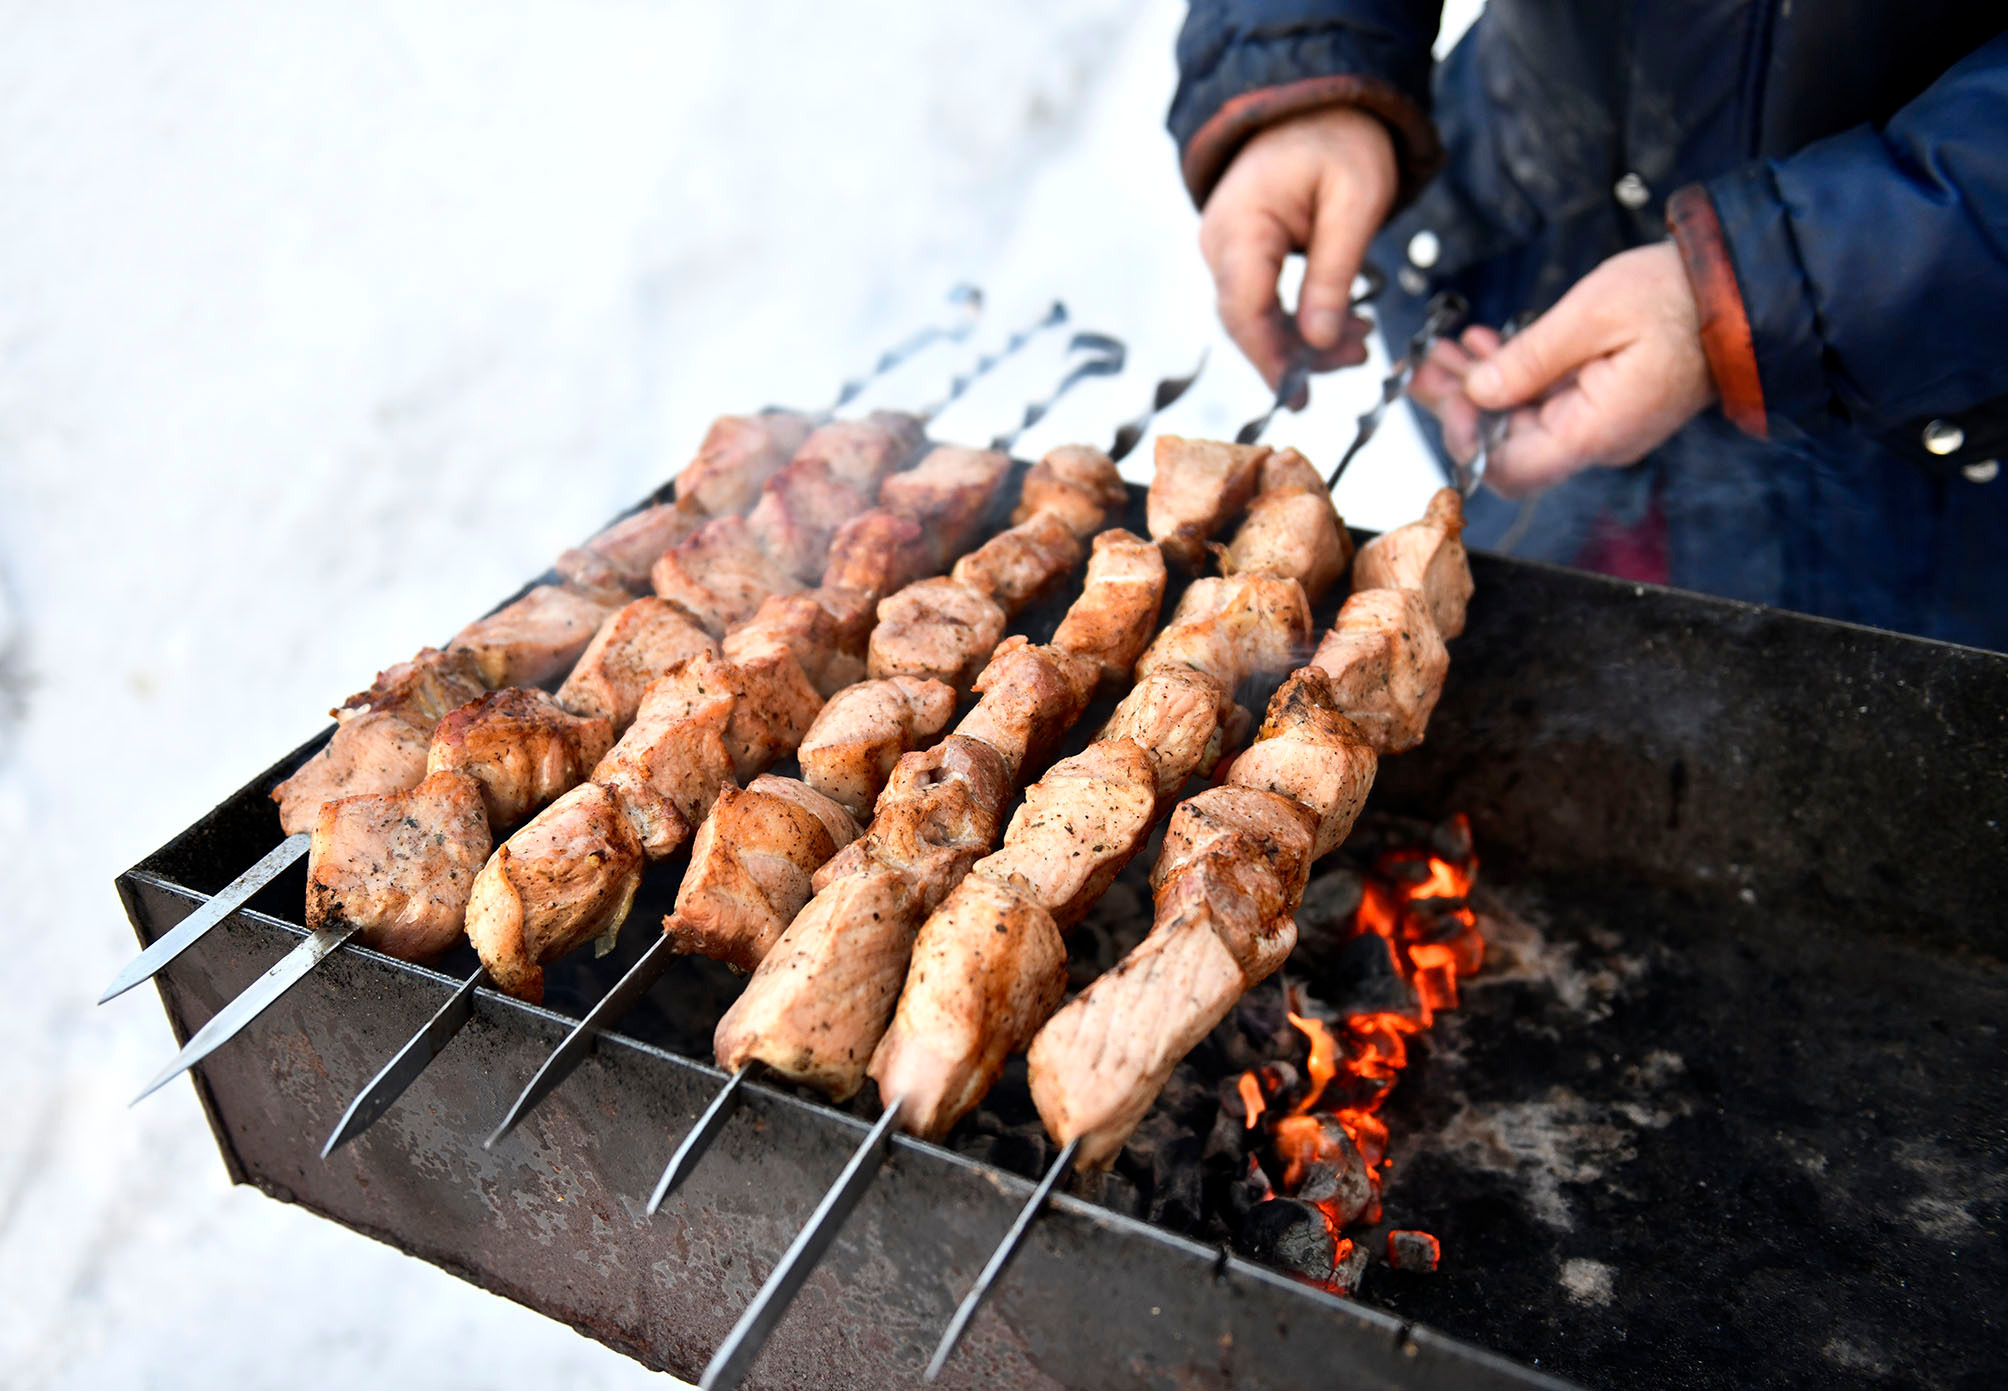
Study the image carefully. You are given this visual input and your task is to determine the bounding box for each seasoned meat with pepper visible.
[662,776,859,973]
[723,591,864,697]
[1048,530,1167,692]
[333,647,489,726]
[305,768,493,963]
[274,712,435,836]
[866,575,1007,691]
[650,515,804,637]
[952,638,1099,781]
[1309,586,1449,754]
[447,585,619,689]
[1352,487,1473,639]
[1147,435,1267,570]
[464,781,646,1003]
[673,409,817,519]
[556,597,721,732]
[823,510,931,602]
[1225,667,1377,857]
[797,676,957,818]
[877,445,1012,568]
[424,687,614,830]
[1011,443,1129,537]
[948,510,1081,613]
[1133,573,1312,690]
[1217,484,1351,602]
[590,658,740,858]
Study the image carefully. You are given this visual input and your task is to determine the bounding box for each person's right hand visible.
[1198,105,1398,392]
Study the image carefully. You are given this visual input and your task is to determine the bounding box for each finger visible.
[1483,374,1638,495]
[1458,324,1502,358]
[1203,212,1296,387]
[1305,312,1374,373]
[1464,282,1622,410]
[1409,357,1482,463]
[1296,176,1380,350]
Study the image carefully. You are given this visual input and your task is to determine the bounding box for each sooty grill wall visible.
[118,479,2008,1389]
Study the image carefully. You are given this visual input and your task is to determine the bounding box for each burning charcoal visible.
[1298,867,1364,934]
[1427,812,1473,863]
[1288,1118,1376,1229]
[1332,1237,1370,1295]
[1221,1154,1275,1228]
[1236,1198,1338,1281]
[1147,1132,1206,1231]
[1074,1165,1144,1220]
[1387,1229,1441,1273]
[1325,932,1426,1025]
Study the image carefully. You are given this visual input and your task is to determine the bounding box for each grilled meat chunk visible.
[868,875,1067,1139]
[591,659,738,858]
[1049,530,1167,692]
[673,410,816,519]
[797,676,957,818]
[1098,670,1233,806]
[448,585,619,689]
[1029,787,1319,1168]
[662,776,859,973]
[1147,435,1267,570]
[866,576,1007,691]
[1352,487,1473,639]
[274,712,435,836]
[555,496,709,594]
[555,597,721,732]
[972,738,1159,927]
[878,445,1012,568]
[747,457,877,583]
[723,591,863,697]
[1011,443,1128,537]
[949,510,1081,612]
[650,515,803,637]
[1134,573,1312,689]
[823,510,931,601]
[1309,586,1449,754]
[424,688,615,830]
[1225,668,1378,857]
[305,769,492,963]
[1217,484,1351,602]
[792,411,925,492]
[952,638,1099,781]
[334,647,489,726]
[465,782,645,1003]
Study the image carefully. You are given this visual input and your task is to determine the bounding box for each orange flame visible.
[1286,1011,1339,1115]
[1237,1071,1266,1130]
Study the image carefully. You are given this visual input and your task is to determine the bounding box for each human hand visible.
[1408,243,1717,499]
[1198,105,1397,392]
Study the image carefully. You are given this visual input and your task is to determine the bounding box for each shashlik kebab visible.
[100,286,1000,1008]
[679,438,1354,1391]
[482,442,1143,1146]
[130,308,1096,1101]
[928,487,1471,1378]
[319,339,1158,1152]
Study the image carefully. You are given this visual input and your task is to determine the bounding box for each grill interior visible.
[119,478,2008,1390]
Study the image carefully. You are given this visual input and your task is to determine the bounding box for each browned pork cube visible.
[1310,586,1450,754]
[306,769,492,963]
[797,676,957,818]
[949,510,1081,612]
[424,688,615,830]
[673,410,816,519]
[866,576,1006,692]
[1352,487,1473,639]
[273,711,434,836]
[556,597,721,731]
[448,585,618,689]
[1147,435,1268,570]
[650,515,803,637]
[1011,443,1129,537]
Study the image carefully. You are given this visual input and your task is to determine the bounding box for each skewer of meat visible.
[869,443,1351,1144]
[130,313,1096,1105]
[101,289,989,1009]
[928,487,1472,1378]
[320,336,1154,1150]
[481,444,1136,1146]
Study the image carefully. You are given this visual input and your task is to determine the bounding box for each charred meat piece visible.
[1225,668,1378,857]
[1147,435,1268,570]
[1309,586,1449,754]
[650,515,803,638]
[797,676,957,818]
[866,576,1007,691]
[465,782,646,1003]
[274,711,435,836]
[448,585,619,689]
[662,776,860,973]
[813,735,1014,904]
[868,874,1068,1139]
[555,597,721,732]
[673,410,817,519]
[949,510,1082,613]
[1029,787,1319,1168]
[1048,530,1167,693]
[334,647,489,726]
[305,769,492,963]
[424,688,615,830]
[877,445,1012,568]
[1011,443,1129,538]
[1352,486,1473,639]
[553,496,708,594]
[951,638,1100,781]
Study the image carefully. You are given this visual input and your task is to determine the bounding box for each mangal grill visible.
[112,314,2008,1388]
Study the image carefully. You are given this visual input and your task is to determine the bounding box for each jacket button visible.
[1614,173,1652,210]
[1398,266,1429,295]
[1406,230,1441,269]
[1922,419,1966,455]
[1963,459,1999,484]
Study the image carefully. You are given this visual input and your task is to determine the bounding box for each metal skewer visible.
[699,1100,906,1391]
[323,965,485,1155]
[925,1137,1080,1379]
[1236,265,1387,448]
[989,331,1126,451]
[100,290,994,1016]
[917,301,1068,422]
[1326,288,1468,491]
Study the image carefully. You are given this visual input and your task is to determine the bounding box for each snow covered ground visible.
[0,2,1474,1386]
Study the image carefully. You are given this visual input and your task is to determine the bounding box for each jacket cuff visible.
[1180,74,1444,212]
[1666,184,1767,441]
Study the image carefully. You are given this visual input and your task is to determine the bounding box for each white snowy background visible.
[0,2,1477,1386]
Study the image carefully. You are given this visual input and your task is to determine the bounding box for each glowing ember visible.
[1241,814,1484,1294]
[1236,1071,1266,1129]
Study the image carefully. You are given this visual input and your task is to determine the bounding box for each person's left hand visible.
[1407,243,1718,499]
